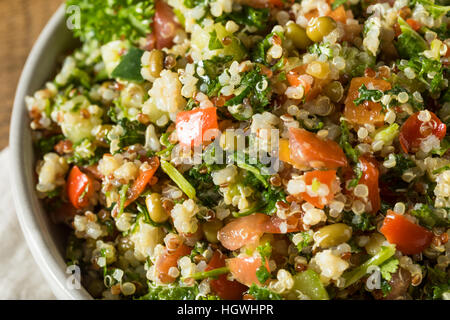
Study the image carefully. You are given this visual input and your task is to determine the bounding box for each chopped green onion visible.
[182,267,230,281]
[160,159,197,200]
[342,245,396,288]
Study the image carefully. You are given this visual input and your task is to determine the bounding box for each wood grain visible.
[0,0,63,149]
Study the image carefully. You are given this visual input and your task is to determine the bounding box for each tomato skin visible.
[176,107,219,147]
[344,77,391,127]
[218,213,270,251]
[227,255,269,287]
[399,111,446,154]
[67,166,94,209]
[153,0,180,50]
[289,127,348,169]
[301,170,337,209]
[156,243,192,283]
[124,157,160,208]
[359,156,381,214]
[380,211,433,255]
[206,251,247,300]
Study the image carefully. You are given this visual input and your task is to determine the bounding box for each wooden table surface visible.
[0,0,63,150]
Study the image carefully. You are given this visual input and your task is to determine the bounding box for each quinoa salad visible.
[26,0,450,300]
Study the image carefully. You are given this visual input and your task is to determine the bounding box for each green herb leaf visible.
[111,47,145,81]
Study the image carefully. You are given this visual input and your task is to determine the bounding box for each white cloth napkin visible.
[0,147,55,299]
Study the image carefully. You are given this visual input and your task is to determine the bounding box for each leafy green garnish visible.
[410,203,450,229]
[396,17,428,59]
[252,31,284,67]
[399,55,446,94]
[36,134,64,155]
[196,55,233,97]
[208,30,224,50]
[342,211,376,231]
[66,0,155,45]
[353,84,383,106]
[412,0,450,19]
[218,6,269,31]
[247,284,282,300]
[339,120,359,164]
[111,47,145,81]
[117,184,129,217]
[331,0,348,9]
[379,258,399,281]
[140,284,215,300]
[255,242,272,284]
[224,66,272,114]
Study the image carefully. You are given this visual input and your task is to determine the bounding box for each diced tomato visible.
[287,65,331,101]
[263,213,304,234]
[206,251,247,300]
[176,107,219,147]
[227,255,270,287]
[124,157,160,208]
[217,213,270,251]
[66,166,94,209]
[406,18,421,31]
[156,243,192,283]
[153,0,180,50]
[380,211,433,255]
[358,156,381,214]
[328,5,347,24]
[344,77,391,127]
[399,111,446,154]
[301,170,337,209]
[288,127,348,169]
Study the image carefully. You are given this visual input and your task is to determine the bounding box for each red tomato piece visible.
[227,255,270,287]
[359,156,381,214]
[406,18,421,31]
[124,157,160,208]
[399,111,446,154]
[380,211,433,255]
[301,170,337,209]
[344,77,391,127]
[67,166,94,209]
[289,127,348,169]
[176,107,219,147]
[206,251,247,300]
[328,5,347,24]
[153,0,180,50]
[156,243,192,283]
[217,213,270,251]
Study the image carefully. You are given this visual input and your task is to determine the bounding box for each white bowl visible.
[10,5,92,300]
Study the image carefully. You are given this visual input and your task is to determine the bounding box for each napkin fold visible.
[0,147,55,299]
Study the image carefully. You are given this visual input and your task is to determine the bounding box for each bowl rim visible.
[10,4,92,300]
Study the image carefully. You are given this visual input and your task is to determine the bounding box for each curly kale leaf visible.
[66,0,155,45]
